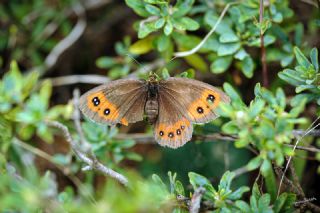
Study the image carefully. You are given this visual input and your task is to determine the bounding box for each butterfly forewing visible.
[159,77,230,124]
[79,79,148,125]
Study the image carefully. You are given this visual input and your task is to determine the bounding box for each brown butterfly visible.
[79,74,230,148]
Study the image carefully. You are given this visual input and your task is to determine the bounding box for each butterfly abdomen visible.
[145,82,159,124]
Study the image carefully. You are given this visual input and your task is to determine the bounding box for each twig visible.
[37,3,87,76]
[173,2,239,58]
[114,132,320,153]
[72,89,96,152]
[274,166,320,212]
[50,75,110,86]
[277,117,320,197]
[232,165,250,178]
[45,120,129,186]
[49,59,165,86]
[260,0,268,87]
[189,187,205,213]
[12,138,98,205]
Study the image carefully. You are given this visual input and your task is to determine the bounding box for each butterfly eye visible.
[104,108,111,115]
[176,129,181,135]
[197,107,204,114]
[207,94,215,102]
[159,131,164,136]
[181,125,185,130]
[168,132,174,138]
[92,97,100,106]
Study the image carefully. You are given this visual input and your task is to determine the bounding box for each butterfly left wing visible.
[79,79,148,125]
[158,77,230,124]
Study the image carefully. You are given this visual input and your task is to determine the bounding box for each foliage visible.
[279,47,320,105]
[0,0,319,212]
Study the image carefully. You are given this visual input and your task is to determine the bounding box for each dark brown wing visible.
[158,77,230,124]
[79,79,148,125]
[154,89,193,148]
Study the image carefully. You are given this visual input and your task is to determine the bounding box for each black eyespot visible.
[197,107,204,114]
[181,125,185,130]
[92,97,100,106]
[168,132,174,138]
[207,94,215,102]
[176,129,181,135]
[104,108,110,115]
[159,131,164,136]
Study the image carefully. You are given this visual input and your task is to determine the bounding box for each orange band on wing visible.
[187,89,221,120]
[120,118,128,126]
[87,92,119,122]
[156,118,191,141]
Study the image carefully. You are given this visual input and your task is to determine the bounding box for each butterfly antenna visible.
[126,53,150,73]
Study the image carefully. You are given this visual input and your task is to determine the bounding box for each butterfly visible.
[79,74,230,148]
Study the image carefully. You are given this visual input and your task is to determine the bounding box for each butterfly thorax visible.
[145,81,159,124]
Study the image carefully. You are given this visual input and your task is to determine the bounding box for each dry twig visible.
[45,120,128,186]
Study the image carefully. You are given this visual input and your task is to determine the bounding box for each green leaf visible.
[161,68,170,79]
[179,17,199,31]
[258,194,271,212]
[248,99,265,119]
[210,56,232,73]
[310,48,319,71]
[235,200,251,212]
[273,193,287,213]
[125,0,149,17]
[240,56,255,78]
[154,18,165,29]
[247,156,263,171]
[185,53,208,72]
[223,83,242,102]
[188,172,216,200]
[228,186,250,200]
[218,171,235,191]
[96,57,117,69]
[263,165,277,202]
[219,32,239,43]
[218,42,241,56]
[129,36,154,54]
[234,49,249,61]
[247,35,276,47]
[175,180,185,196]
[138,21,158,38]
[294,47,311,68]
[173,0,195,18]
[152,174,168,192]
[156,34,170,52]
[164,20,173,35]
[222,121,239,134]
[145,4,160,15]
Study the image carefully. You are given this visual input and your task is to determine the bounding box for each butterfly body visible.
[79,75,230,148]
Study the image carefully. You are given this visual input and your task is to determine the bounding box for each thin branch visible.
[45,120,129,186]
[50,75,110,86]
[278,117,320,197]
[260,0,268,87]
[274,166,320,212]
[49,59,165,87]
[189,187,205,213]
[34,3,87,76]
[114,131,320,153]
[73,88,96,152]
[173,2,239,58]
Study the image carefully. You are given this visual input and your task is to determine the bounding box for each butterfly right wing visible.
[154,90,193,148]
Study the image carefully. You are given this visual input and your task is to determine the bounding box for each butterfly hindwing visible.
[154,91,193,148]
[158,77,230,124]
[79,79,148,125]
